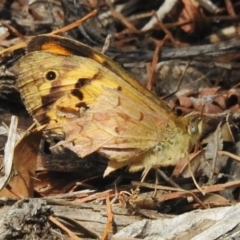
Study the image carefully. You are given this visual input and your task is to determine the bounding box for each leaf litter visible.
[1,0,240,239]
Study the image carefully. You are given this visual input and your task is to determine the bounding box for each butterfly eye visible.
[45,70,57,81]
[188,123,198,135]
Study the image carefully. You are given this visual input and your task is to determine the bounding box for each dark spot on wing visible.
[139,112,144,121]
[75,71,101,89]
[92,71,102,80]
[32,108,51,124]
[115,127,120,134]
[117,86,122,91]
[41,92,63,108]
[71,89,84,100]
[101,60,112,70]
[117,112,130,121]
[75,102,89,110]
[75,78,88,88]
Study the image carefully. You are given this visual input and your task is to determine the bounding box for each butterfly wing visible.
[14,35,172,125]
[14,35,201,175]
[50,87,190,175]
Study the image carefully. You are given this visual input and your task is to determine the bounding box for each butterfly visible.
[14,35,202,177]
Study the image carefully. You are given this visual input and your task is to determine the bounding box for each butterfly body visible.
[14,35,202,176]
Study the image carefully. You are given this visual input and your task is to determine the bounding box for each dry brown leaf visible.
[0,130,43,198]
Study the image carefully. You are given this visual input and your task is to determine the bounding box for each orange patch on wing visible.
[41,42,72,55]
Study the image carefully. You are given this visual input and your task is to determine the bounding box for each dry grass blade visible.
[0,116,18,191]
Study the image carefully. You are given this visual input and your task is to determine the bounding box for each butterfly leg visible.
[141,167,151,183]
[152,169,159,197]
[132,167,151,193]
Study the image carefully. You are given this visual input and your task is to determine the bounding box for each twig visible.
[49,215,83,240]
[101,195,113,240]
